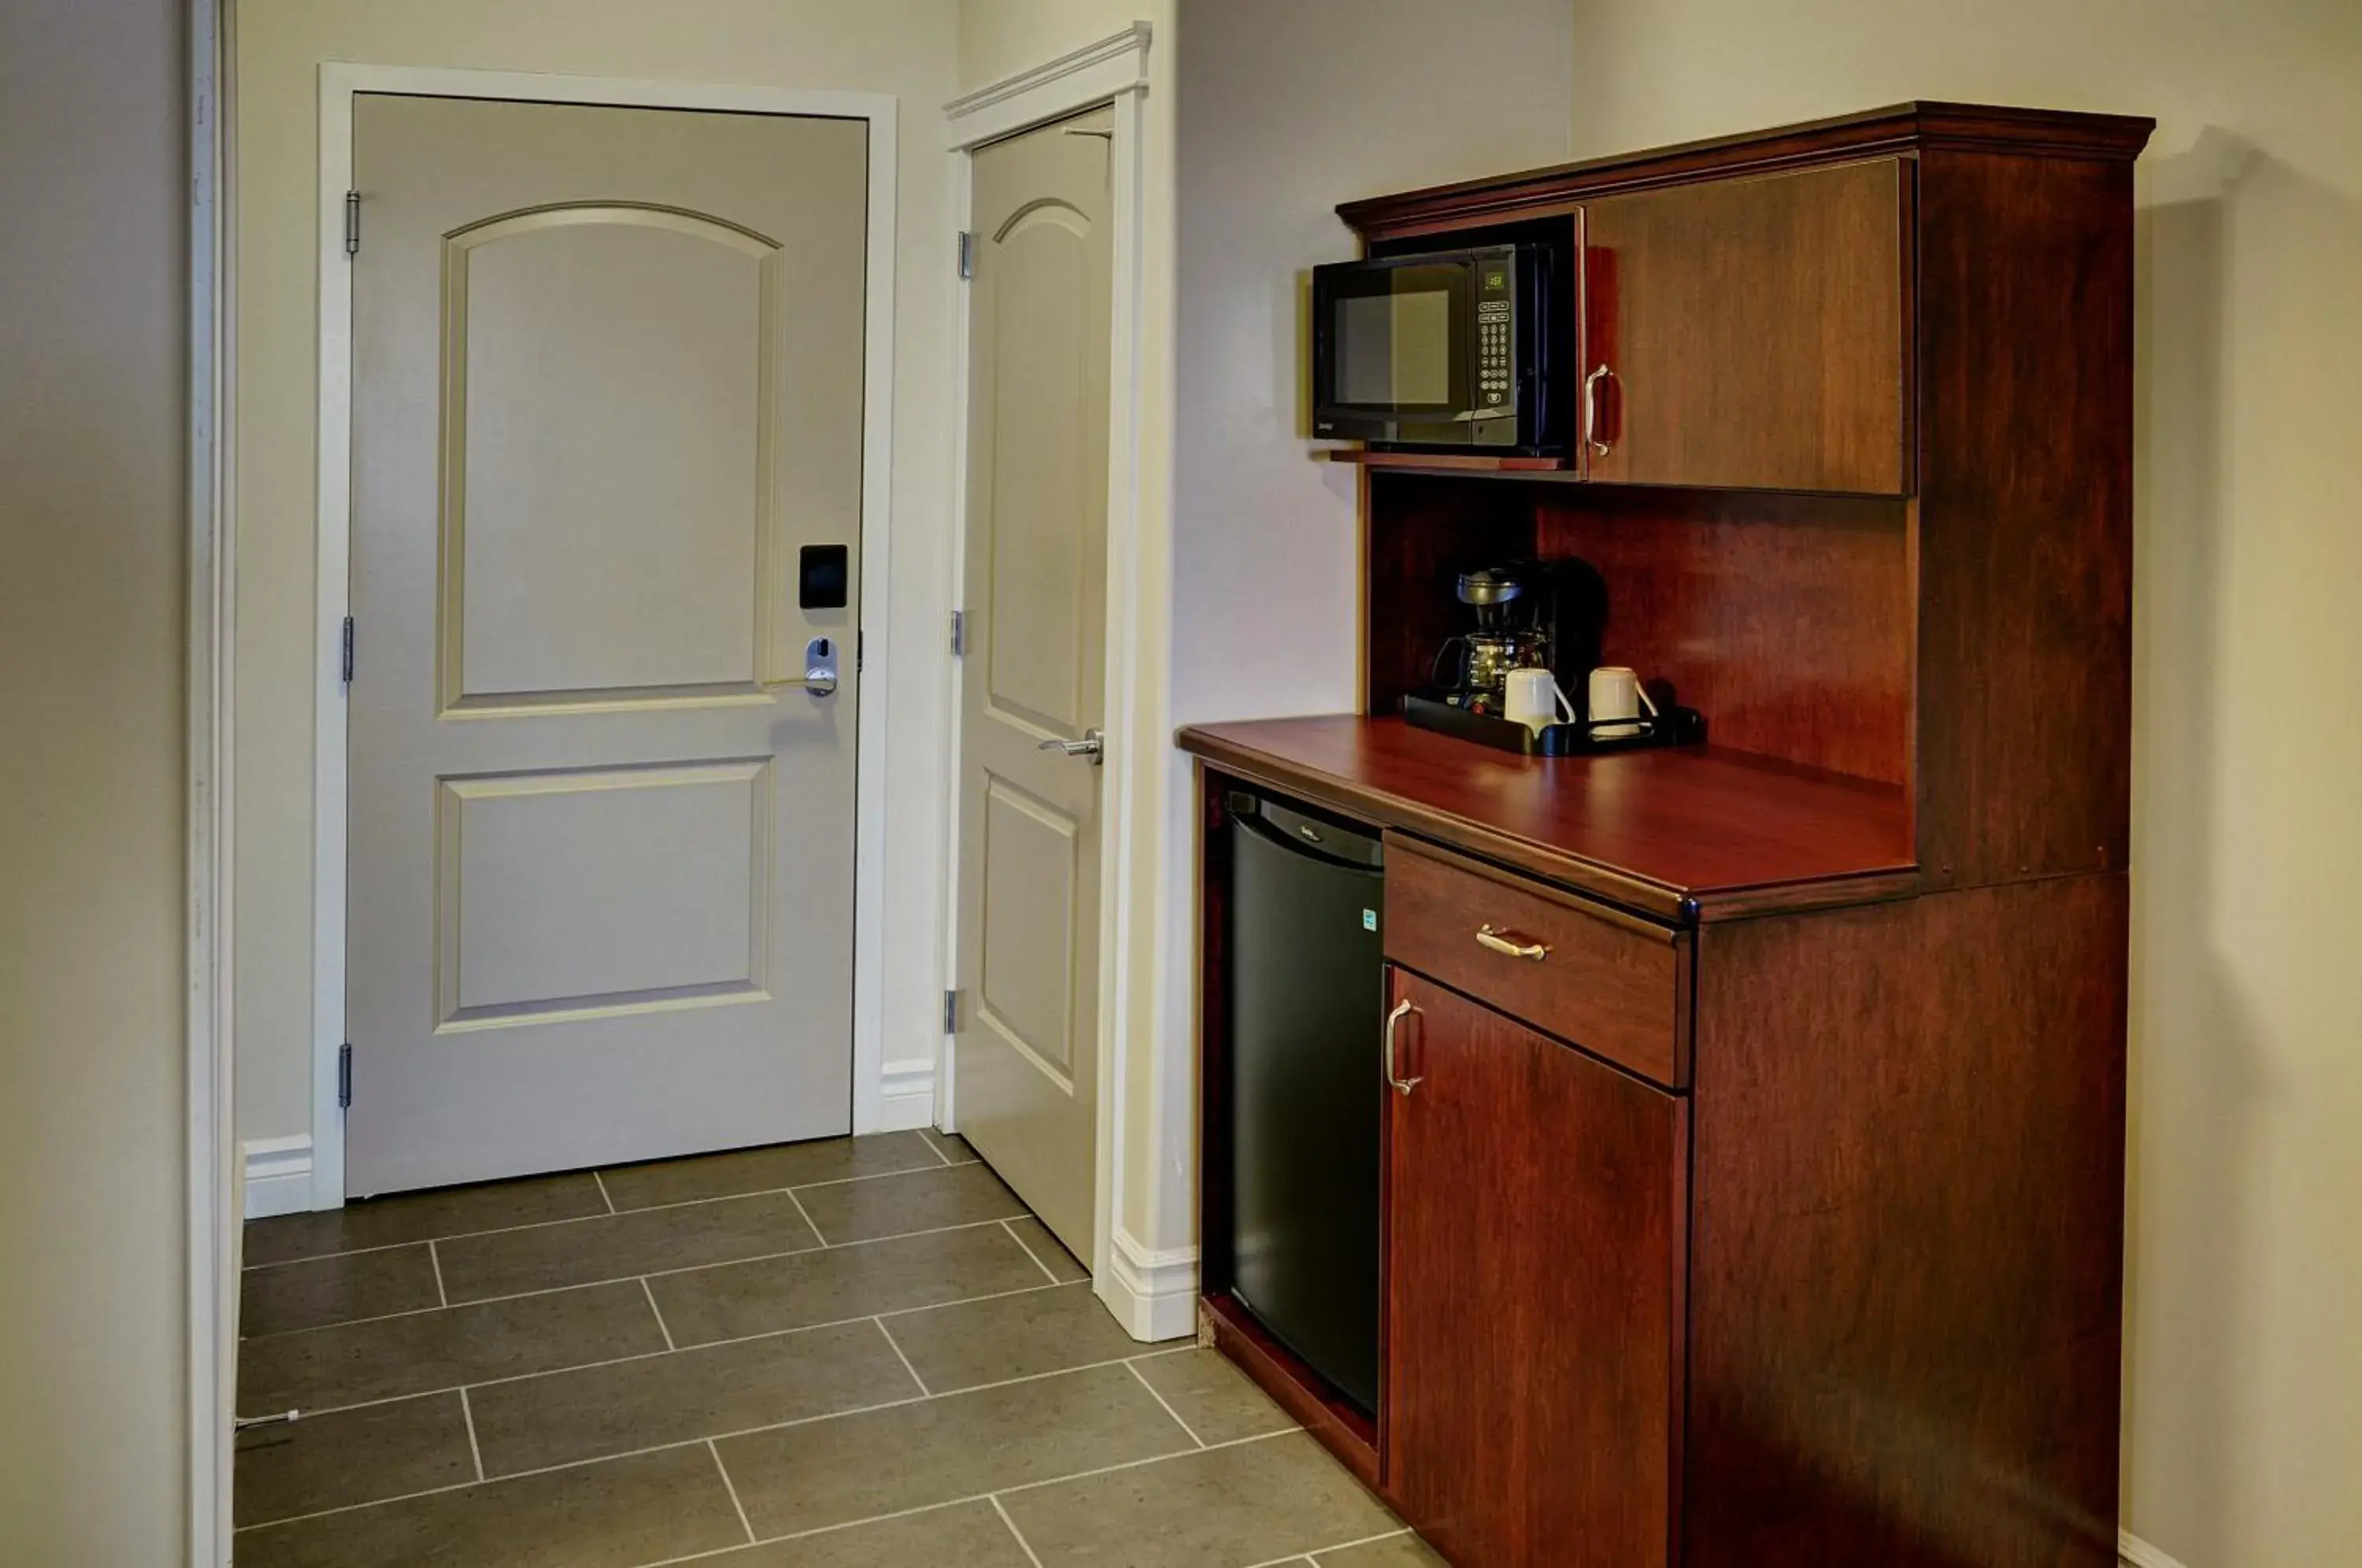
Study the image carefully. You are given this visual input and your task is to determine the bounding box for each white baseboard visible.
[876,1058,936,1133]
[2121,1530,2191,1568]
[1098,1226,1198,1342]
[242,1135,316,1219]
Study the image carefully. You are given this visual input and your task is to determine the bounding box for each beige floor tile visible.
[998,1430,1401,1567]
[1128,1347,1298,1445]
[237,1279,663,1413]
[1314,1531,1449,1566]
[792,1162,1026,1244]
[701,1500,1036,1567]
[917,1128,978,1165]
[241,1246,442,1338]
[242,1173,607,1267]
[233,1444,745,1568]
[435,1189,820,1303]
[716,1363,1192,1539]
[468,1318,919,1476]
[651,1222,1050,1347]
[1003,1215,1089,1283]
[598,1133,942,1211]
[231,1391,475,1528]
[882,1280,1140,1393]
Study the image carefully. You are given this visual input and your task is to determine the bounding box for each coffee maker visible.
[1435,557,1606,717]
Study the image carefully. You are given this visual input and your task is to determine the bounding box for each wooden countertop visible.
[1178,716,1917,923]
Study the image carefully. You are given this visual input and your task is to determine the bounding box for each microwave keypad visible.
[1478,300,1512,407]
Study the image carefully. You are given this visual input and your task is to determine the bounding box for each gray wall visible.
[0,0,193,1561]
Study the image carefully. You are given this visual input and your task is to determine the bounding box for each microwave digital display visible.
[1311,241,1564,455]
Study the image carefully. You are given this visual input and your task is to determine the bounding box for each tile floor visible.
[235,1127,1441,1568]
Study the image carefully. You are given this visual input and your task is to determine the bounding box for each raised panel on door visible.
[1582,158,1910,494]
[953,105,1115,1262]
[1384,969,1682,1568]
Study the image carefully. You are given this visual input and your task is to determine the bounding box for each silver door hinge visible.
[957,231,976,280]
[337,1043,354,1110]
[344,190,361,256]
[943,990,960,1034]
[340,616,356,685]
[949,609,967,658]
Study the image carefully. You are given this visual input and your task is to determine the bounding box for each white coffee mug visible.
[1587,665,1658,738]
[1503,667,1577,734]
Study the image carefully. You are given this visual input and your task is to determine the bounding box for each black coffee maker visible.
[1436,557,1607,717]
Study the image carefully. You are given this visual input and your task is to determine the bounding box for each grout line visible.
[641,1278,677,1352]
[457,1387,485,1483]
[923,1127,956,1167]
[780,1182,831,1249]
[873,1317,930,1396]
[708,1440,757,1545]
[239,1156,959,1273]
[428,1241,449,1308]
[238,1367,1300,1538]
[592,1170,616,1215]
[989,1495,1050,1568]
[244,1277,1097,1422]
[1000,1218,1064,1285]
[1125,1358,1205,1448]
[1261,1529,1416,1568]
[240,1215,1037,1339]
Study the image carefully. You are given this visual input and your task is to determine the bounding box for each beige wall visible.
[0,0,193,1560]
[232,0,964,1156]
[1555,2,2362,1563]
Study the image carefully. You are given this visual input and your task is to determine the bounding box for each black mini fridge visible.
[1224,790,1385,1415]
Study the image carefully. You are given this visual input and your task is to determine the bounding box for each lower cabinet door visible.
[1383,968,1683,1568]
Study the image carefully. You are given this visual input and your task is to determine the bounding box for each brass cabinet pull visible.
[1475,924,1551,961]
[1583,364,1613,457]
[1383,998,1423,1096]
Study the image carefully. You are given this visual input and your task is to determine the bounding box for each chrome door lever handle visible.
[1383,997,1423,1096]
[1038,728,1105,764]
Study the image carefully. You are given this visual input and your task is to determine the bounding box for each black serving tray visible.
[1402,690,1707,757]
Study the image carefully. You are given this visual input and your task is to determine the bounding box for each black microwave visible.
[1311,242,1564,454]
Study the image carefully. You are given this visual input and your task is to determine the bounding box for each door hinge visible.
[949,608,967,658]
[943,989,960,1034]
[855,629,864,673]
[340,616,356,685]
[957,231,976,280]
[344,190,361,256]
[337,1043,354,1110]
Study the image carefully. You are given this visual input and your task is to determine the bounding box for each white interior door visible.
[953,106,1115,1261]
[346,94,868,1195]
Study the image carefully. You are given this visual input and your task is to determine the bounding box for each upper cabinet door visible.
[1580,157,1912,494]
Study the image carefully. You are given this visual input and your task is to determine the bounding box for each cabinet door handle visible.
[1383,998,1423,1096]
[1583,364,1613,457]
[1475,924,1551,961]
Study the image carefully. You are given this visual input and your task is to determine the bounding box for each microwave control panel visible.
[1475,261,1516,416]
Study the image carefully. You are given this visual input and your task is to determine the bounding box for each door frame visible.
[307,65,901,1207]
[939,25,1152,1317]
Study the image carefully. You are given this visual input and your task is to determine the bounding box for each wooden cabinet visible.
[1383,970,1683,1568]
[1579,158,1910,494]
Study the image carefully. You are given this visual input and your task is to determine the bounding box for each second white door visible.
[953,105,1116,1262]
[346,94,869,1195]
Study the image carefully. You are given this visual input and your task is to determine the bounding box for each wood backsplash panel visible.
[1535,487,1912,784]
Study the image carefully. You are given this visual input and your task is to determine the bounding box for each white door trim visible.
[187,2,235,1559]
[940,24,1156,1327]
[310,64,901,1208]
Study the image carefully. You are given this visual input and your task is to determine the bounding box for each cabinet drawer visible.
[1383,835,1688,1086]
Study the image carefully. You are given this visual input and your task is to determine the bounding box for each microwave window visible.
[1336,288,1453,407]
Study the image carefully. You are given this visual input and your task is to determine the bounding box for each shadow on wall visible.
[2127,126,2362,1565]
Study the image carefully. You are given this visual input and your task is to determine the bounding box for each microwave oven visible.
[1311,242,1564,454]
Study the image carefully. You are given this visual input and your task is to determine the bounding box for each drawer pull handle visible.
[1475,925,1551,961]
[1383,998,1423,1096]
